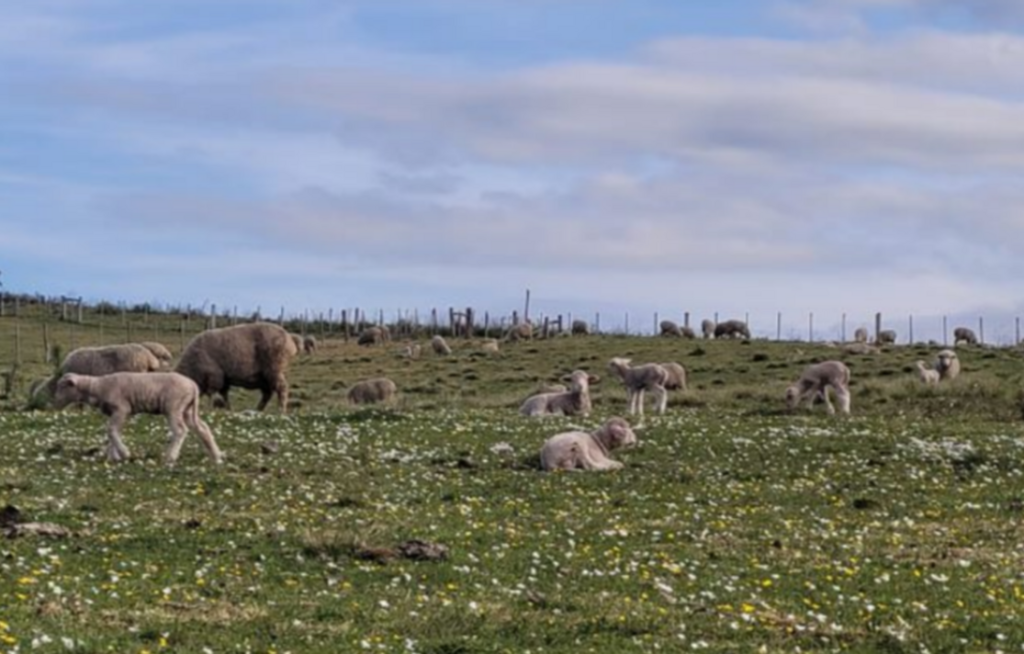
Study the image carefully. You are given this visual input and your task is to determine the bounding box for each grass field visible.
[2,308,1024,653]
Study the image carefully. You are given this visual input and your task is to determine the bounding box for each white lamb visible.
[935,349,961,381]
[539,417,637,471]
[915,360,940,385]
[431,335,452,356]
[519,370,597,417]
[608,357,669,417]
[785,360,851,415]
[52,372,224,466]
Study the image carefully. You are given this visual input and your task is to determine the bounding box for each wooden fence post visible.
[874,312,882,343]
[978,316,984,345]
[908,314,914,345]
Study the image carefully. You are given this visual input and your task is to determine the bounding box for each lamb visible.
[853,327,868,344]
[571,319,590,335]
[539,417,637,471]
[431,334,452,356]
[290,333,305,354]
[953,327,978,346]
[347,377,398,405]
[138,341,173,367]
[714,319,751,340]
[302,335,318,354]
[661,362,688,392]
[479,339,500,353]
[701,319,716,339]
[52,372,224,466]
[398,343,422,359]
[175,322,298,413]
[935,349,961,381]
[843,342,879,355]
[876,330,897,345]
[519,370,597,417]
[607,357,669,417]
[916,361,940,385]
[785,360,851,415]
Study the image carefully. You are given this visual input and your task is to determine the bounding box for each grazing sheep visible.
[175,322,298,413]
[357,326,389,346]
[953,327,978,346]
[60,344,162,377]
[916,361,940,385]
[714,319,750,340]
[701,319,716,339]
[431,334,452,356]
[571,319,590,335]
[138,341,173,367]
[876,330,897,345]
[681,325,696,339]
[785,360,851,415]
[853,327,868,344]
[290,333,305,354]
[935,349,961,381]
[347,377,398,405]
[479,339,500,353]
[519,370,597,417]
[540,417,637,472]
[52,372,223,466]
[505,323,533,342]
[302,335,318,354]
[608,357,669,417]
[661,362,688,392]
[660,320,683,337]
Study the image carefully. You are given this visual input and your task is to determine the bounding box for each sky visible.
[3,0,1024,340]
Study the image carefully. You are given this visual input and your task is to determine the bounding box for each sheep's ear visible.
[588,374,601,385]
[58,375,76,388]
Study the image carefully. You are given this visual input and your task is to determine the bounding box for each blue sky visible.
[3,0,1024,339]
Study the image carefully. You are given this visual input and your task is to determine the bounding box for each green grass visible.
[2,307,1024,652]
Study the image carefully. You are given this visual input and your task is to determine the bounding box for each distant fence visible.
[1,292,1021,370]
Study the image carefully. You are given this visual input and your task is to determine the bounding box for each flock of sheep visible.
[36,318,972,471]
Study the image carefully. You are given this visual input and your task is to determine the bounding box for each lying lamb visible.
[431,335,452,356]
[785,360,851,415]
[52,372,224,466]
[916,360,940,385]
[540,417,637,471]
[608,357,669,417]
[519,370,597,417]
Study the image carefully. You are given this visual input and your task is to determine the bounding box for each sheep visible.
[52,372,224,466]
[347,377,398,405]
[953,327,978,346]
[785,360,851,415]
[876,329,897,345]
[138,342,173,367]
[681,325,696,339]
[302,335,318,354]
[60,344,162,377]
[540,417,637,471]
[843,342,880,355]
[935,349,961,381]
[431,334,452,356]
[607,357,669,417]
[916,361,940,385]
[175,322,298,413]
[714,319,751,340]
[357,326,390,346]
[290,333,305,354]
[479,339,500,353]
[659,320,683,337]
[519,370,597,417]
[398,343,422,359]
[505,323,533,342]
[853,327,868,344]
[701,319,716,339]
[571,319,590,335]
[661,362,688,392]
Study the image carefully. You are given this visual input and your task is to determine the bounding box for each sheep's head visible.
[52,373,85,409]
[607,357,631,375]
[601,417,637,450]
[784,385,801,410]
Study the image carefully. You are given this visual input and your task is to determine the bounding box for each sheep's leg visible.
[164,414,189,466]
[633,389,645,417]
[256,388,273,412]
[821,386,836,415]
[654,386,667,414]
[578,447,623,471]
[187,413,224,464]
[105,411,131,463]
[835,386,851,415]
